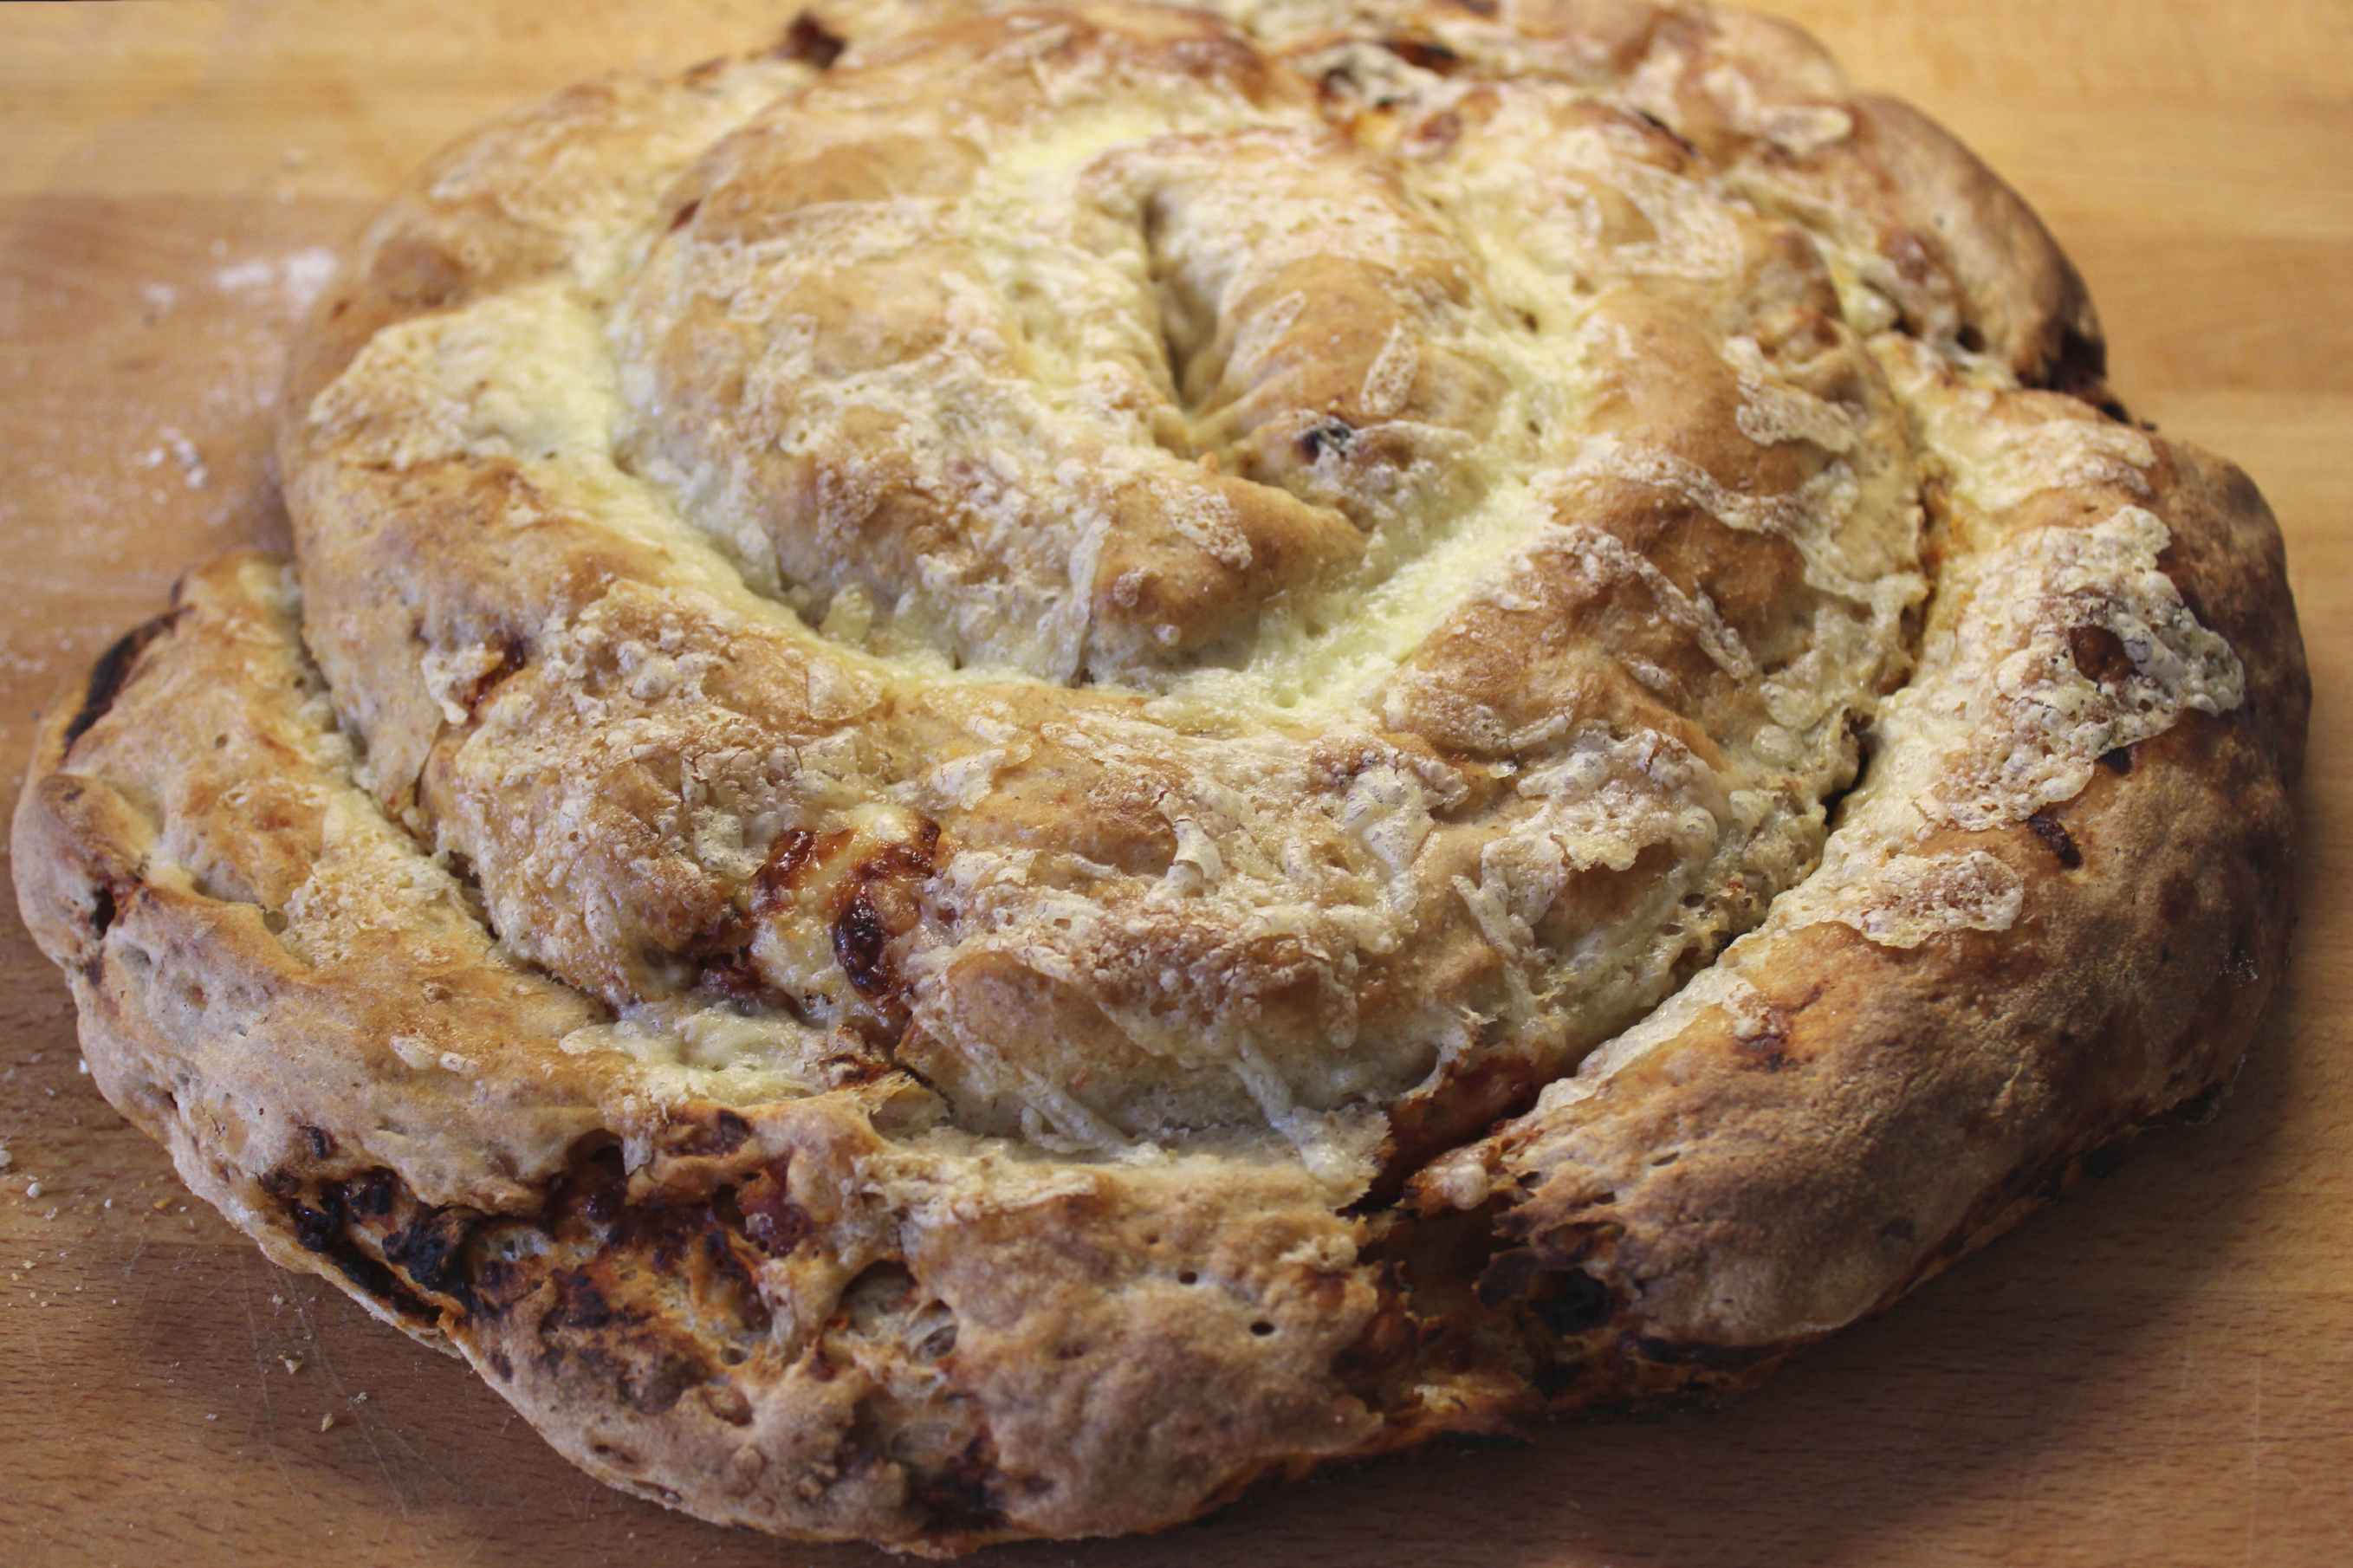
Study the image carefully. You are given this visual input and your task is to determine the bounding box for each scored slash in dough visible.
[12,0,2307,1554]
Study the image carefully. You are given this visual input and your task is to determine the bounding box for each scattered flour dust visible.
[138,427,211,489]
[211,246,337,312]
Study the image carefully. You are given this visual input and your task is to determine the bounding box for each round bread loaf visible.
[11,0,2308,1553]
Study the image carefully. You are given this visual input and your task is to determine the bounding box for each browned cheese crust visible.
[10,0,2308,1553]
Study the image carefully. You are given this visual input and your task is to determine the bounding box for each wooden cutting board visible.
[3,3,2348,1564]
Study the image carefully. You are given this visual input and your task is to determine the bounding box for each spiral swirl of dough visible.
[285,3,1926,1167]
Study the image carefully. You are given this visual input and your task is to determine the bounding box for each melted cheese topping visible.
[282,3,2239,1195]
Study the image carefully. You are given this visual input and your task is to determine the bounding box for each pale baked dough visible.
[12,1,2308,1552]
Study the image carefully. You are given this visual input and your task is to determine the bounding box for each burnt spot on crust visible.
[470,1143,779,1409]
[574,1170,775,1347]
[754,826,823,905]
[658,1107,755,1161]
[818,1046,899,1091]
[1475,1249,1617,1337]
[1381,34,1462,75]
[1296,418,1356,461]
[829,820,942,998]
[695,1224,773,1339]
[832,896,896,996]
[543,1267,625,1332]
[263,1159,489,1319]
[64,609,185,751]
[909,1435,1007,1535]
[300,1124,337,1161]
[697,946,770,1007]
[288,1195,345,1257]
[273,1176,444,1326]
[562,1139,632,1229]
[469,1251,524,1318]
[693,826,857,1008]
[382,1204,484,1298]
[538,1268,716,1416]
[462,632,528,717]
[736,1159,814,1255]
[2026,812,2084,870]
[775,11,846,69]
[344,1166,397,1221]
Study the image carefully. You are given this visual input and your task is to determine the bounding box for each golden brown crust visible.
[10,0,2307,1553]
[11,555,1385,1550]
[1400,421,2304,1383]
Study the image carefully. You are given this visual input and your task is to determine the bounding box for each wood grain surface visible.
[3,3,2348,1565]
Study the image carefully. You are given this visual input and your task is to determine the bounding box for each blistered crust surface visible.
[11,0,2305,1554]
